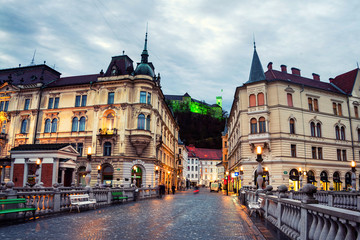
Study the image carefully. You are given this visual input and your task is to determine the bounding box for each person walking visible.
[171,185,176,194]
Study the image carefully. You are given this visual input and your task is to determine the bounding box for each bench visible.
[0,198,36,219]
[111,191,128,202]
[248,197,263,217]
[69,194,96,213]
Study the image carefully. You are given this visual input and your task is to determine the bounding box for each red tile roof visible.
[330,69,359,94]
[265,69,343,94]
[186,145,222,160]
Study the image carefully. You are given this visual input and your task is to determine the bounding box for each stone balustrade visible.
[243,184,360,240]
[0,181,158,221]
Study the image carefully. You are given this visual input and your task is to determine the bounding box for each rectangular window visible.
[308,98,313,111]
[140,91,146,103]
[4,101,8,112]
[337,149,342,161]
[48,98,54,109]
[342,150,347,161]
[318,147,323,159]
[312,147,317,159]
[75,96,81,107]
[24,99,30,110]
[314,99,319,112]
[287,93,293,107]
[108,92,114,104]
[77,143,83,156]
[333,103,337,115]
[54,97,59,109]
[291,145,296,157]
[81,95,87,107]
[355,106,359,118]
[338,104,342,116]
[0,101,4,111]
[147,92,151,104]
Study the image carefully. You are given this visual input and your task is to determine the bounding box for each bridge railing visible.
[0,181,158,221]
[243,184,360,240]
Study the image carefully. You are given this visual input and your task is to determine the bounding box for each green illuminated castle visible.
[165,93,223,119]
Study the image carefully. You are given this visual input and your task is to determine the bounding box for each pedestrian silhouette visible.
[172,185,176,194]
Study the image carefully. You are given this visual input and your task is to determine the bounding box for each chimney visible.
[329,78,334,83]
[267,62,273,70]
[291,67,301,76]
[312,73,320,81]
[280,65,287,73]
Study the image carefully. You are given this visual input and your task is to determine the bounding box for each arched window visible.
[21,119,28,134]
[111,66,117,76]
[259,117,266,133]
[79,117,86,132]
[106,113,114,130]
[335,126,340,140]
[146,116,150,131]
[249,94,256,107]
[191,174,194,178]
[72,117,78,132]
[340,126,345,140]
[44,119,51,133]
[316,123,322,137]
[257,93,264,106]
[195,166,197,171]
[103,142,111,156]
[250,118,257,134]
[138,114,145,130]
[289,118,295,134]
[310,122,315,137]
[51,119,57,133]
[191,166,194,171]
[287,93,293,107]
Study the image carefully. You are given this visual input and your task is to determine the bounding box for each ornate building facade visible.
[227,46,360,192]
[0,34,179,189]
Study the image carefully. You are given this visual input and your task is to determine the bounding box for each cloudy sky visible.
[0,1,359,112]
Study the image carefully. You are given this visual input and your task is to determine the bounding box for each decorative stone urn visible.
[301,184,318,204]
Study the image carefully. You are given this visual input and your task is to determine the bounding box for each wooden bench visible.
[248,197,263,217]
[111,191,128,202]
[0,198,36,219]
[69,194,96,213]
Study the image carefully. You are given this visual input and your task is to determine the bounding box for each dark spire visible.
[246,44,266,84]
[141,24,149,63]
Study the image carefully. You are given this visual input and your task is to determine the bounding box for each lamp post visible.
[155,166,159,187]
[351,160,356,192]
[299,167,303,190]
[96,165,101,187]
[225,171,229,195]
[85,147,92,189]
[34,158,41,188]
[167,171,171,194]
[256,146,264,190]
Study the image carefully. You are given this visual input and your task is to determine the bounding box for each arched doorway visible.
[333,172,342,191]
[320,171,329,191]
[102,164,114,186]
[289,169,300,191]
[345,172,352,190]
[77,166,86,187]
[131,165,143,188]
[307,170,317,187]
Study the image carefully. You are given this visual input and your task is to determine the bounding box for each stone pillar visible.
[23,158,29,187]
[60,168,65,185]
[53,183,61,212]
[52,158,59,186]
[1,165,5,182]
[71,169,76,186]
[300,207,309,240]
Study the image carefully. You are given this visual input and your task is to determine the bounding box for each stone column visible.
[60,168,65,185]
[23,158,29,187]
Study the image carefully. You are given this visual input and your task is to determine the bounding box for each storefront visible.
[333,171,342,191]
[289,169,300,191]
[320,171,329,191]
[307,170,317,187]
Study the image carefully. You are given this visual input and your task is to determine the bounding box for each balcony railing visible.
[99,128,117,135]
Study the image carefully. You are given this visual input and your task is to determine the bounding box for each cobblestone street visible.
[0,189,287,240]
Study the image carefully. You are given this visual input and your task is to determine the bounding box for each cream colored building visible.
[227,46,360,191]
[0,34,179,189]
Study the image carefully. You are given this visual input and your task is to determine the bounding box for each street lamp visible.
[256,146,264,190]
[351,160,356,191]
[85,146,92,189]
[97,165,101,187]
[299,167,303,189]
[34,158,42,187]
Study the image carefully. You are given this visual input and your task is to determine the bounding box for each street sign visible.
[284,171,288,174]
[234,172,239,176]
[116,168,120,171]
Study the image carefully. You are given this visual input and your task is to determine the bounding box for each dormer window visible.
[111,66,117,76]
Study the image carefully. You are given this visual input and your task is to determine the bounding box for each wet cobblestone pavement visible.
[0,189,288,240]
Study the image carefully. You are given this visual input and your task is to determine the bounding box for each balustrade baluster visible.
[334,219,347,240]
[314,213,324,240]
[327,216,338,240]
[319,215,330,240]
[309,212,318,240]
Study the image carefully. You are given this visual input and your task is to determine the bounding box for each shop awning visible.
[333,179,342,183]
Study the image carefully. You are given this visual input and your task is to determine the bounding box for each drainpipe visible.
[346,96,355,161]
[300,85,307,170]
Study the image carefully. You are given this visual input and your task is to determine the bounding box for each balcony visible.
[129,129,152,156]
[248,132,270,146]
[97,128,118,145]
[99,128,117,135]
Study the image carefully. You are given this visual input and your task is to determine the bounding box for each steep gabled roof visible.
[331,68,359,94]
[246,47,266,84]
